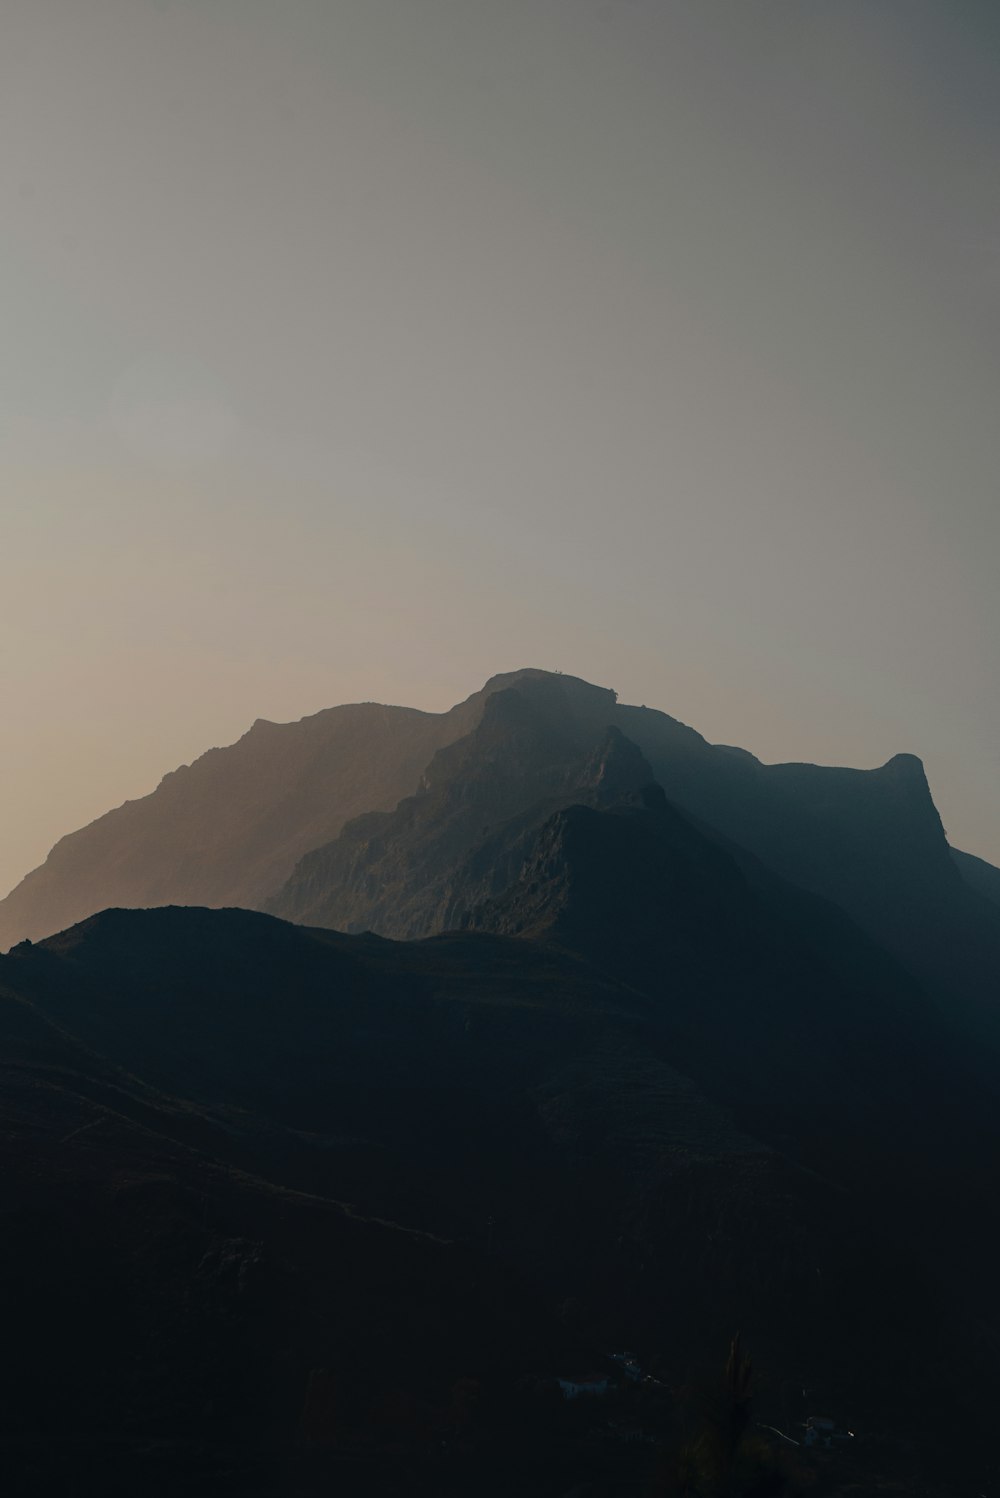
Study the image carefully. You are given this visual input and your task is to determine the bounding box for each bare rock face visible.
[270,680,651,938]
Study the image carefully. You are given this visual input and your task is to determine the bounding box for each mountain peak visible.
[879,751,928,780]
[475,668,619,724]
[479,666,614,697]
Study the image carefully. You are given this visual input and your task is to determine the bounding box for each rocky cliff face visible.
[271,680,656,937]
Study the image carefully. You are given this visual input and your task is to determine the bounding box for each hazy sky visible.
[2,0,998,896]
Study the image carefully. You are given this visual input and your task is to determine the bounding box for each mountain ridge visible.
[3,669,999,1057]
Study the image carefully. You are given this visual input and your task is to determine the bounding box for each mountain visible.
[5,666,1000,1052]
[269,670,1000,1045]
[612,710,1000,1043]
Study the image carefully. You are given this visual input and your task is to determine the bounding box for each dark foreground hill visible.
[3,783,1000,1494]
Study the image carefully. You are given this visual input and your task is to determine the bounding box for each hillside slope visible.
[2,845,998,1493]
[0,687,498,948]
[0,672,601,948]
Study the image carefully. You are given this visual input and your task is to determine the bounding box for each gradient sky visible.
[2,0,998,896]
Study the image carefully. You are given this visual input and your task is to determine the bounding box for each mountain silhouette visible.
[267,671,1000,1045]
[3,667,999,1047]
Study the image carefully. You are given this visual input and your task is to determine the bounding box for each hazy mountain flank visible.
[0,679,505,948]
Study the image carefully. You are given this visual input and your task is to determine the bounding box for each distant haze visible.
[2,0,997,897]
